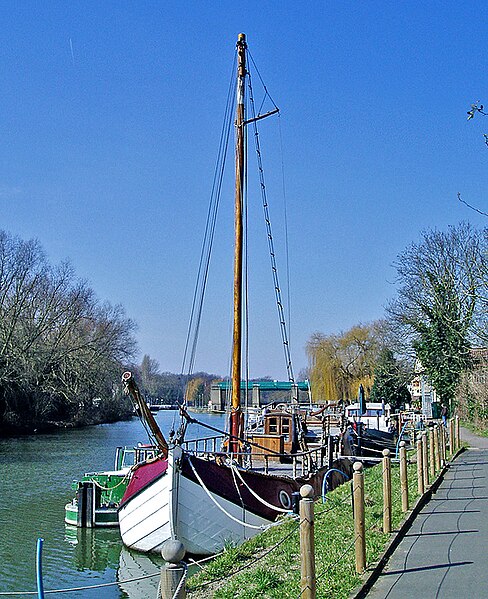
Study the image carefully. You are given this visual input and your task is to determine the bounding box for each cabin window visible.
[282,418,290,434]
[269,417,278,433]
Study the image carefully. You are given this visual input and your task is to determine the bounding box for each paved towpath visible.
[364,427,488,599]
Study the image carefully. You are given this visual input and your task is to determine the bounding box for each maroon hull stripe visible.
[180,454,303,521]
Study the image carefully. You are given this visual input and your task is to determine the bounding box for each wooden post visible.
[327,434,334,470]
[429,428,435,479]
[77,481,95,528]
[449,418,455,453]
[160,539,186,599]
[382,449,392,533]
[456,415,460,450]
[440,426,445,466]
[434,425,441,472]
[399,441,409,512]
[299,484,316,599]
[353,462,366,574]
[422,432,429,487]
[416,438,424,495]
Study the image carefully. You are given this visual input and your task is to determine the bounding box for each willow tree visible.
[306,322,385,403]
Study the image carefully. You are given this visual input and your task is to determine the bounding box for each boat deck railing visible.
[182,435,332,478]
[182,435,223,455]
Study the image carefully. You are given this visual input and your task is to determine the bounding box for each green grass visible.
[186,455,426,598]
[460,420,488,437]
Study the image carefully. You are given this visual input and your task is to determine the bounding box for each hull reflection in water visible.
[117,548,162,599]
[64,526,164,598]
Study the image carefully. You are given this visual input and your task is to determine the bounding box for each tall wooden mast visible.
[229,33,247,453]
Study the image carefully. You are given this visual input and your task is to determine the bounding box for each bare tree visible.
[0,230,137,432]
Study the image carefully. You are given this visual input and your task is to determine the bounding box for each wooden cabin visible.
[248,410,297,461]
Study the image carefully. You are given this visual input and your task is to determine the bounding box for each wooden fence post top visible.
[353,461,363,473]
[300,484,314,499]
[161,539,186,563]
[399,440,406,448]
[382,448,391,457]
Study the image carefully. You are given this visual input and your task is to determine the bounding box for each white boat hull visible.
[171,462,272,555]
[119,449,280,555]
[118,458,173,554]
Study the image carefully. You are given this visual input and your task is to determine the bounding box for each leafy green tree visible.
[370,348,411,410]
[388,223,484,408]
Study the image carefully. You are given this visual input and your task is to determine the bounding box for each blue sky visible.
[1,2,487,380]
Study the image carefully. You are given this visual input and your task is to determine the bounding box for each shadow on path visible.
[361,428,488,599]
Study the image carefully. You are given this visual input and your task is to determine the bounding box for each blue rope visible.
[321,468,350,503]
[395,421,410,458]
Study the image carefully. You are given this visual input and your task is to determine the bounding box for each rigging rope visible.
[278,114,293,348]
[181,53,237,378]
[247,65,295,383]
[244,91,250,418]
[230,463,291,513]
[247,50,279,111]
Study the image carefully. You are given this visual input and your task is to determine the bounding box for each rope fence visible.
[183,417,459,599]
[2,418,459,599]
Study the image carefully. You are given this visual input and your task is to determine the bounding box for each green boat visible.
[65,445,157,528]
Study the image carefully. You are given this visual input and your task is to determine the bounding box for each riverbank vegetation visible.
[307,222,488,426]
[3,219,486,434]
[131,354,221,406]
[187,459,421,598]
[0,230,137,435]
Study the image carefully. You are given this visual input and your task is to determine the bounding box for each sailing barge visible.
[119,376,351,555]
[118,34,352,556]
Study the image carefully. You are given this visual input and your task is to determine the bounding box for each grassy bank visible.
[187,457,426,598]
[460,420,488,437]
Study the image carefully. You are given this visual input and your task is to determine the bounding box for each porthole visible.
[279,490,292,510]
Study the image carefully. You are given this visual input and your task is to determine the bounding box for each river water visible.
[0,411,225,598]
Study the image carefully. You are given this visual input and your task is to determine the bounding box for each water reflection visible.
[0,412,224,597]
[64,527,162,598]
[65,526,122,573]
[118,548,162,599]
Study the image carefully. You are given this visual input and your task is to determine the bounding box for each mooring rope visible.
[171,564,188,599]
[230,463,290,513]
[0,571,160,595]
[190,520,300,592]
[187,455,268,530]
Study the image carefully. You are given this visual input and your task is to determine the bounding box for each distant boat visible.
[118,34,352,556]
[343,401,398,457]
[65,445,157,528]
